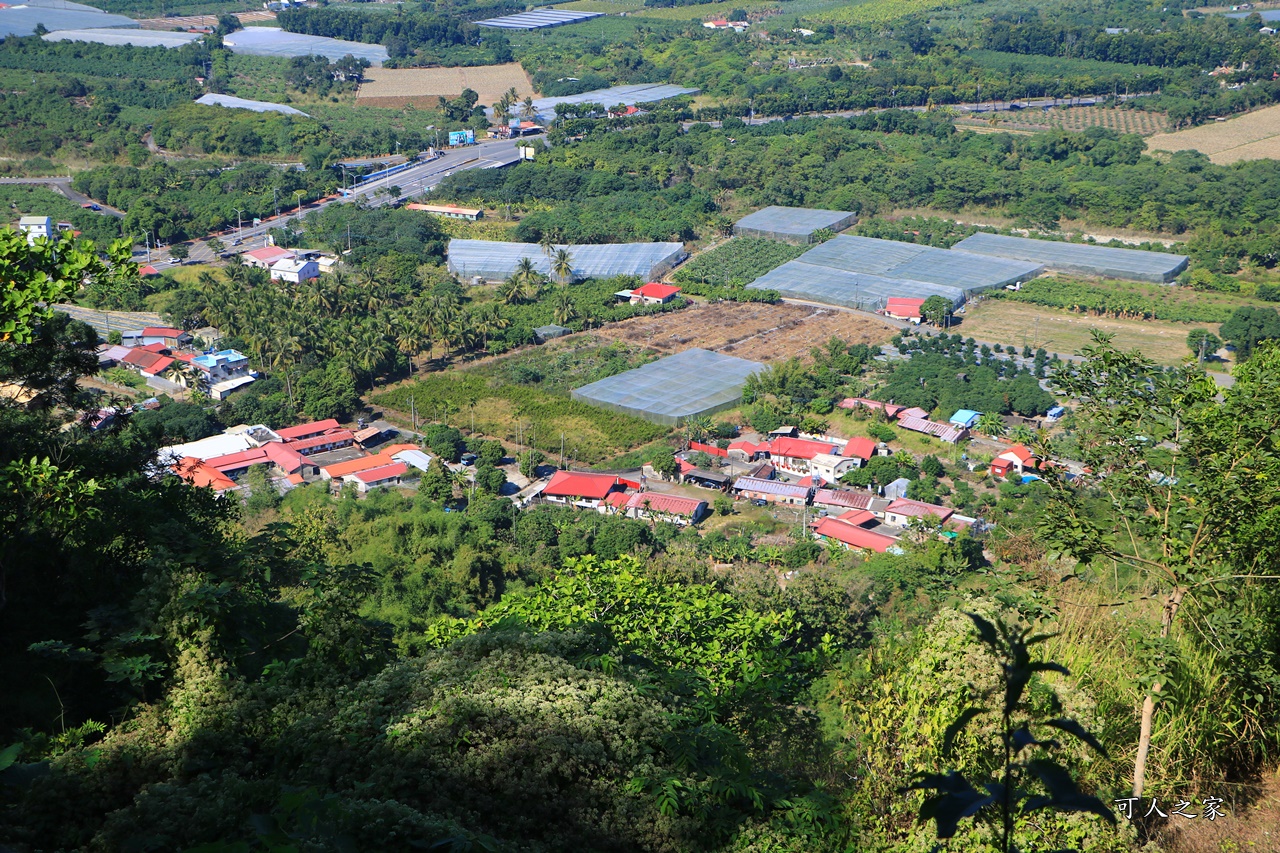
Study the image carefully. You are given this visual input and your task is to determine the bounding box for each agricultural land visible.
[356,63,535,110]
[1146,101,1280,163]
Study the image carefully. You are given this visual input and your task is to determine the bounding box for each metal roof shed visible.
[951,233,1189,283]
[733,206,857,244]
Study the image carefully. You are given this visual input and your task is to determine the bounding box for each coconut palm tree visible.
[976,411,1007,438]
[1008,423,1036,445]
[499,275,525,305]
[520,96,538,121]
[472,303,508,351]
[551,248,575,285]
[395,313,425,375]
[552,289,576,325]
[538,235,555,264]
[684,414,713,443]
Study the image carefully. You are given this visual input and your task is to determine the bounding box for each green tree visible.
[921,295,954,328]
[1040,332,1280,797]
[1219,306,1280,361]
[649,447,679,480]
[1185,328,1222,362]
[551,248,575,285]
[167,243,190,261]
[976,411,1007,438]
[518,449,545,479]
[713,494,734,516]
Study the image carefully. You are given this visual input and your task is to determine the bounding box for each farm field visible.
[556,0,645,11]
[956,299,1218,366]
[634,0,781,20]
[1146,103,1280,163]
[955,105,1170,136]
[356,63,534,109]
[672,238,808,288]
[815,0,966,24]
[590,301,894,362]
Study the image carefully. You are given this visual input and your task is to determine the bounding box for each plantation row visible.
[672,237,808,288]
[998,277,1235,324]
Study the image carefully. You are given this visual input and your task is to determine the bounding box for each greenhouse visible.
[733,206,857,243]
[222,28,389,64]
[477,9,601,29]
[1,4,136,38]
[571,348,764,426]
[747,235,1042,309]
[499,84,699,123]
[951,233,1190,283]
[447,240,686,282]
[196,94,310,117]
[43,28,199,47]
[748,263,966,309]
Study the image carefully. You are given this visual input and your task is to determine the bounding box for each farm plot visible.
[356,63,534,109]
[672,238,808,288]
[591,301,894,363]
[1147,103,1280,164]
[956,106,1169,136]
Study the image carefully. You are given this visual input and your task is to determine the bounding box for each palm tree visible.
[520,96,538,121]
[684,414,713,443]
[551,248,575,285]
[394,313,425,375]
[1008,423,1036,445]
[473,303,508,351]
[499,275,525,306]
[538,235,555,264]
[552,289,576,325]
[976,411,1007,439]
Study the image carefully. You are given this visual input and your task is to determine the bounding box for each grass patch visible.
[814,0,967,24]
[373,339,670,464]
[956,299,1221,367]
[634,1,780,20]
[672,237,808,288]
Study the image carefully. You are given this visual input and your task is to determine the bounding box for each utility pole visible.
[410,394,416,430]
[560,432,565,469]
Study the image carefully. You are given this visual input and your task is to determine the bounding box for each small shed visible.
[950,409,981,429]
[534,324,572,343]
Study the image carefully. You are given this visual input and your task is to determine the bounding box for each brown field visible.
[356,63,534,109]
[591,301,894,363]
[1147,103,1280,164]
[956,105,1170,136]
[957,300,1222,367]
[137,10,275,29]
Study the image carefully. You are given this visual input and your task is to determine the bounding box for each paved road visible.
[0,176,126,217]
[179,136,534,258]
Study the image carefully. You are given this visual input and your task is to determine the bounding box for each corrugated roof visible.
[843,437,878,461]
[350,462,408,483]
[283,429,353,452]
[544,470,622,500]
[813,488,876,510]
[624,491,706,516]
[885,497,953,520]
[813,518,898,552]
[277,419,340,441]
[477,8,601,29]
[631,282,681,299]
[732,476,809,498]
[43,27,198,47]
[221,27,388,64]
[768,436,839,459]
[322,452,394,479]
[898,417,966,443]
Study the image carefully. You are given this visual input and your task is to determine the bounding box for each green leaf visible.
[0,743,21,772]
[1044,718,1109,758]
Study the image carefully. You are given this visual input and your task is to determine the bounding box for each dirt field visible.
[957,300,1221,366]
[356,64,534,109]
[956,105,1170,136]
[1147,103,1280,164]
[137,10,275,29]
[591,301,894,363]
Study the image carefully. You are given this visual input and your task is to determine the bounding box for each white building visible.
[270,257,320,283]
[18,216,54,245]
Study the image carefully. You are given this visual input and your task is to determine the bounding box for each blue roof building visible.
[950,409,982,429]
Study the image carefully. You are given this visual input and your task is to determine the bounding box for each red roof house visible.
[346,462,408,491]
[885,297,927,322]
[622,491,707,524]
[843,436,878,462]
[883,497,954,527]
[543,470,624,506]
[629,282,682,305]
[172,456,237,491]
[812,517,899,552]
[242,246,295,270]
[276,419,341,442]
[991,444,1037,478]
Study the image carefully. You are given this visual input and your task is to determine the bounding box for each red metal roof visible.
[261,441,308,473]
[244,246,294,263]
[813,518,898,552]
[143,326,184,338]
[139,265,160,276]
[768,436,838,460]
[604,491,630,508]
[813,488,876,510]
[544,470,623,500]
[121,348,171,373]
[885,497,953,521]
[351,462,408,483]
[286,430,354,452]
[999,444,1036,464]
[631,282,681,300]
[322,452,395,479]
[625,491,706,516]
[206,447,270,472]
[173,456,237,491]
[277,419,341,441]
[837,509,877,526]
[885,297,926,318]
[838,397,905,417]
[843,436,877,461]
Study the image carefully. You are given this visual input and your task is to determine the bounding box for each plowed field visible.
[356,63,534,109]
[1147,103,1280,164]
[591,301,893,363]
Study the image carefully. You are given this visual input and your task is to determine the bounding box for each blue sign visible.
[448,130,475,146]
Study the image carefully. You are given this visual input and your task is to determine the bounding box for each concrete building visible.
[18,216,54,245]
[542,470,626,509]
[270,257,320,283]
[732,476,810,505]
[241,246,295,270]
[344,462,408,492]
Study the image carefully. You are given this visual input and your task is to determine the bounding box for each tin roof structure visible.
[447,240,685,282]
[571,348,764,426]
[951,233,1189,283]
[477,8,601,29]
[733,206,857,243]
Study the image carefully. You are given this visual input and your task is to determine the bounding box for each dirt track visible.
[592,301,894,363]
